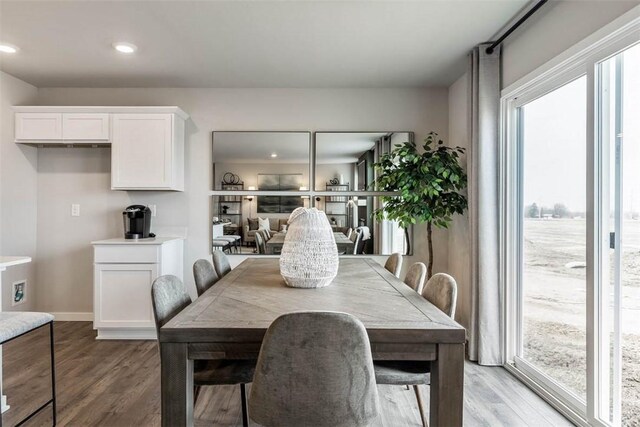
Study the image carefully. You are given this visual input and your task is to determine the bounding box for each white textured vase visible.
[279,207,339,288]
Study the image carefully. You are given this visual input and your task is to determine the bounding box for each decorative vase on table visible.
[279,207,339,288]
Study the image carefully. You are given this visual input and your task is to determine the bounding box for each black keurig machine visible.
[123,205,156,239]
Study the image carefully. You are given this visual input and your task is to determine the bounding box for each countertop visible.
[91,237,185,245]
[0,256,31,269]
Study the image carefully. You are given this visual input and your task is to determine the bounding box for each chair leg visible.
[194,385,202,406]
[413,385,428,427]
[49,322,57,426]
[240,383,249,427]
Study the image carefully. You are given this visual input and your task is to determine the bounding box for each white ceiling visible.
[0,0,527,88]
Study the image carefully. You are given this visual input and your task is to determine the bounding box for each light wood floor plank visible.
[2,322,573,426]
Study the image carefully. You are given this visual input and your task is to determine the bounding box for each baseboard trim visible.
[50,312,93,321]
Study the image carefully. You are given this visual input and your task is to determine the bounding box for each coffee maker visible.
[123,205,155,239]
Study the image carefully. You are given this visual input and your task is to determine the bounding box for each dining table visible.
[159,257,466,426]
[264,231,354,254]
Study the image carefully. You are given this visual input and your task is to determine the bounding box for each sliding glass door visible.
[515,75,588,410]
[598,42,640,426]
[503,18,639,426]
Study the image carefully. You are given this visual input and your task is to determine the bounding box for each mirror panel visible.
[211,195,412,256]
[314,132,413,191]
[212,131,311,191]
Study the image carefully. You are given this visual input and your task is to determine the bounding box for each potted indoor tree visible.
[373,132,468,279]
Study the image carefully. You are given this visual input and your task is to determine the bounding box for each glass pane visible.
[520,76,587,400]
[212,195,412,255]
[212,131,310,191]
[600,42,640,425]
[314,132,413,191]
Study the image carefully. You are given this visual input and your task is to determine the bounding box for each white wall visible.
[35,87,449,311]
[501,0,638,89]
[0,71,38,311]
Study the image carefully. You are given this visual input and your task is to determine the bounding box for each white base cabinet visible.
[92,237,184,340]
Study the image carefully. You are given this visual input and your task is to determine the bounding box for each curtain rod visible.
[485,0,548,54]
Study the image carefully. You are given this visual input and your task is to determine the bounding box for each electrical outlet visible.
[149,204,157,217]
[71,204,80,217]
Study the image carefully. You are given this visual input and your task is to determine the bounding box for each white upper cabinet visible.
[111,113,185,191]
[13,106,188,191]
[62,113,110,140]
[15,113,63,140]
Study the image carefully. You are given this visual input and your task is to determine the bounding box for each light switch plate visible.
[71,204,80,216]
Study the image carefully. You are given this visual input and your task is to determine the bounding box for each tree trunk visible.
[427,221,433,279]
[404,227,411,256]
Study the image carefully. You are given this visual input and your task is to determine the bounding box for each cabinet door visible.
[94,263,157,328]
[15,113,62,140]
[111,114,173,189]
[62,113,110,140]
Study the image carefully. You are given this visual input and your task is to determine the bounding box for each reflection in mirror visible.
[212,195,411,256]
[314,132,413,191]
[212,131,311,191]
[314,196,411,255]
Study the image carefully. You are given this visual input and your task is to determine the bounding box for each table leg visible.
[430,343,464,426]
[161,342,193,427]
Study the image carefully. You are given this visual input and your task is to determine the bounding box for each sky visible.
[522,42,639,215]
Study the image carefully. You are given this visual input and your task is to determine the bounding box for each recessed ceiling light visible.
[270,153,278,158]
[0,43,19,54]
[113,42,137,54]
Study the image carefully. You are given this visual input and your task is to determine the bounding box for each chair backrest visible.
[352,229,362,254]
[404,262,427,294]
[384,253,403,278]
[249,311,380,427]
[151,275,191,332]
[422,273,458,318]
[255,231,266,254]
[193,259,219,297]
[212,250,232,278]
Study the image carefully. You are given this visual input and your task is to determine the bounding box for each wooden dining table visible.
[159,258,466,426]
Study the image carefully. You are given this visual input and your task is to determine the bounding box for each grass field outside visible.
[522,218,640,425]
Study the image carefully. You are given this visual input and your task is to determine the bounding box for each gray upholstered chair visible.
[422,273,458,318]
[249,311,380,427]
[255,230,266,254]
[151,275,255,426]
[0,312,56,426]
[384,252,403,278]
[404,262,427,294]
[374,272,459,427]
[212,250,232,278]
[193,259,219,297]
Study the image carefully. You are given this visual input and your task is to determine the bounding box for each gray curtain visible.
[468,43,502,365]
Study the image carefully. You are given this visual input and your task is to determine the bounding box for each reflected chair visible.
[384,253,403,278]
[351,229,362,254]
[404,262,427,294]
[374,273,459,427]
[193,259,219,297]
[212,250,232,278]
[151,275,255,427]
[255,231,266,254]
[249,312,380,427]
[346,227,353,239]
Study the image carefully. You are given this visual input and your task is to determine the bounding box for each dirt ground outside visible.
[522,218,640,425]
